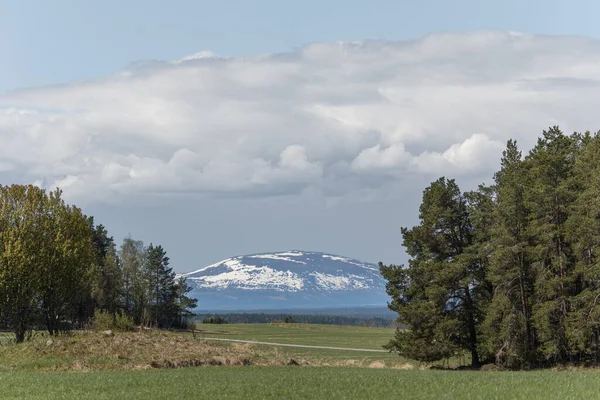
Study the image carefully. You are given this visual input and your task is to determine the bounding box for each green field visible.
[195,323,409,364]
[2,323,599,399]
[196,323,396,349]
[1,367,600,400]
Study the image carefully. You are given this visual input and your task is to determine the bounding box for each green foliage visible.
[92,310,135,332]
[92,310,115,332]
[0,185,94,340]
[0,185,46,342]
[380,177,489,366]
[382,127,600,368]
[0,184,197,341]
[115,311,136,332]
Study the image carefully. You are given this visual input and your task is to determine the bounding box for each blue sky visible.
[2,1,600,272]
[2,0,600,93]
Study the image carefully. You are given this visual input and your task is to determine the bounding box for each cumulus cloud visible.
[1,31,600,202]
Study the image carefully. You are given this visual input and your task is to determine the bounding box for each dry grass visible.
[0,330,297,371]
[0,329,417,372]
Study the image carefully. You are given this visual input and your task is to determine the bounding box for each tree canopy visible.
[381,127,600,368]
[0,185,197,342]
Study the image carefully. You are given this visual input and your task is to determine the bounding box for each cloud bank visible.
[2,31,600,202]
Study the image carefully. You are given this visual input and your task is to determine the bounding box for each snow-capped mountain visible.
[180,251,388,310]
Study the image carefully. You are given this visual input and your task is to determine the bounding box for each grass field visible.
[196,323,396,349]
[2,323,600,399]
[195,323,412,364]
[2,367,600,400]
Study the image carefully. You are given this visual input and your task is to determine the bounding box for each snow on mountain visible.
[181,251,384,292]
[180,251,388,310]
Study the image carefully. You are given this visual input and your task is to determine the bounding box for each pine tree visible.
[564,131,600,362]
[526,127,578,364]
[89,218,122,315]
[172,277,198,328]
[482,140,537,368]
[145,244,175,327]
[381,177,487,366]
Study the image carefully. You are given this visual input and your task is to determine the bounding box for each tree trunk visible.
[464,286,481,367]
[15,327,25,343]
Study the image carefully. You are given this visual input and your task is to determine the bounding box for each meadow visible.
[2,367,600,400]
[1,323,599,399]
[194,322,413,364]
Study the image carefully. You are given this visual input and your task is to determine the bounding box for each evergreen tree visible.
[526,127,578,364]
[482,140,537,368]
[145,244,175,327]
[172,277,198,328]
[382,126,600,368]
[564,131,600,363]
[381,177,487,366]
[89,218,122,315]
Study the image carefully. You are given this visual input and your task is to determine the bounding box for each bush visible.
[92,310,136,332]
[114,312,136,332]
[92,310,114,332]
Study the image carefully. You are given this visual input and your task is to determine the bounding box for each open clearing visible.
[2,324,599,399]
[0,324,409,370]
[194,323,396,349]
[2,367,600,400]
[194,323,411,364]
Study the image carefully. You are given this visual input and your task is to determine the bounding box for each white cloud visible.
[413,134,506,175]
[1,31,599,202]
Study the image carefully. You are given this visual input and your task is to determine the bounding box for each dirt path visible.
[200,337,389,353]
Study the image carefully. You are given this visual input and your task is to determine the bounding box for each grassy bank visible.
[0,330,286,371]
[0,325,411,371]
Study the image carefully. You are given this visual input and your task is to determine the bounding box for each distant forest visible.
[0,186,197,342]
[381,127,600,369]
[196,313,398,328]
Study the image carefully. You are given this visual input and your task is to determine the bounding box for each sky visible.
[2,0,600,272]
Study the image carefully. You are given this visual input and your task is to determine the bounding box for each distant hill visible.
[179,251,389,310]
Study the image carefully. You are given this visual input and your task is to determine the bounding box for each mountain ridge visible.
[179,250,388,310]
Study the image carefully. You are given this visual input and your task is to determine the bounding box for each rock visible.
[102,330,114,337]
[288,359,300,366]
[46,339,53,346]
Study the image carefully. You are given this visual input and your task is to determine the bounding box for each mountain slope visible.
[180,251,389,311]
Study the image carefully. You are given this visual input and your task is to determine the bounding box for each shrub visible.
[114,312,136,332]
[92,310,136,332]
[92,310,113,332]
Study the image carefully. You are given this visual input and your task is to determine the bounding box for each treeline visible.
[196,313,397,327]
[0,185,197,342]
[381,127,600,369]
